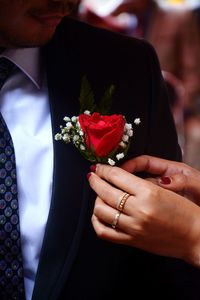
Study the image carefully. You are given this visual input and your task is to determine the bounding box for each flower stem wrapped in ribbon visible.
[55,76,141,165]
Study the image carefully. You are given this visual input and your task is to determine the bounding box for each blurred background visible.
[74,0,200,169]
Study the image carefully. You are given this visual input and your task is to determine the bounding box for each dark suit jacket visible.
[31,17,200,300]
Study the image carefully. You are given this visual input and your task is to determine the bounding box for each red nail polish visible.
[160,176,171,184]
[90,165,96,172]
[87,172,92,180]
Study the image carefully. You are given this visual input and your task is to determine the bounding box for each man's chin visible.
[0,28,56,49]
[18,38,52,48]
[17,33,55,48]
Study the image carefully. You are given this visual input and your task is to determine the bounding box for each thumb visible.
[158,174,187,193]
[158,174,200,205]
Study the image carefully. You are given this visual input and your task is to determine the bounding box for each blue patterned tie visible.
[0,58,25,299]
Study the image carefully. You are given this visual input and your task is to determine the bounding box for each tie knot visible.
[0,57,16,90]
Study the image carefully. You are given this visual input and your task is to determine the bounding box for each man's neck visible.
[0,48,42,89]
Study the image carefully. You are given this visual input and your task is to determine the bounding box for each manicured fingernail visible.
[87,172,92,180]
[160,176,171,184]
[90,165,97,172]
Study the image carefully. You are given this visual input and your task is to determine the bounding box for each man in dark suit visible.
[1,1,199,300]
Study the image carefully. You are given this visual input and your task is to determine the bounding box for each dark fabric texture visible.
[29,17,200,300]
[0,58,15,89]
[0,58,25,299]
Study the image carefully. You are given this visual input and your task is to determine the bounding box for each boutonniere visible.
[55,76,141,165]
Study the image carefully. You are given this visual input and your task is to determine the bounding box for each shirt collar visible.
[0,47,42,89]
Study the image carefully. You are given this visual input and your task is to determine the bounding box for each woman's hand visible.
[122,155,200,204]
[88,163,200,267]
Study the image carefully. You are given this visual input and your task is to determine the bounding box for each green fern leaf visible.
[97,84,115,115]
[79,76,96,114]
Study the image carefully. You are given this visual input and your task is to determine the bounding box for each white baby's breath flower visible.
[116,153,125,160]
[122,135,129,142]
[61,127,67,134]
[66,122,73,129]
[73,135,79,142]
[54,133,62,141]
[127,129,133,137]
[79,130,84,136]
[84,110,91,115]
[119,141,127,149]
[125,123,132,130]
[63,116,71,122]
[71,116,77,122]
[134,118,141,125]
[80,144,86,151]
[76,121,81,128]
[63,134,71,143]
[108,158,115,166]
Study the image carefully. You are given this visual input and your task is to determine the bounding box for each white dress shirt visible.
[0,48,53,300]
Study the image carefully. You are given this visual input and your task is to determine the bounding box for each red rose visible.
[79,112,125,157]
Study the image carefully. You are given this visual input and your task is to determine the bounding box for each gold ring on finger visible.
[117,192,130,212]
[111,211,121,229]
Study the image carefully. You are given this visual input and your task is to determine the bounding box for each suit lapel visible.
[32,20,92,300]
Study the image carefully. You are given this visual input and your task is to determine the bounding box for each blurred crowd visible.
[73,0,200,169]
